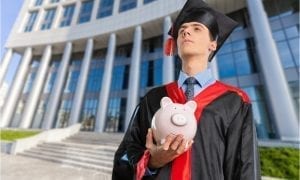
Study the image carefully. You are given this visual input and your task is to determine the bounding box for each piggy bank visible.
[151,97,197,145]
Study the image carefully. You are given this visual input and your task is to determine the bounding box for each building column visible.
[125,26,142,131]
[71,0,81,26]
[0,49,13,87]
[69,38,93,125]
[20,45,52,128]
[42,42,72,129]
[163,16,175,84]
[112,0,120,15]
[95,33,116,132]
[0,47,32,127]
[209,56,219,80]
[246,0,299,141]
[52,4,63,28]
[137,0,143,7]
[91,0,100,20]
[33,9,45,31]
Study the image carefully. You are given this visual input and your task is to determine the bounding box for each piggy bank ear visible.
[185,100,197,112]
[161,97,173,108]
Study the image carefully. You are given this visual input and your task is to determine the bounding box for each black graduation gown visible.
[112,81,261,180]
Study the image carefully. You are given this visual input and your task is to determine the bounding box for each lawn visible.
[259,147,299,179]
[0,130,41,141]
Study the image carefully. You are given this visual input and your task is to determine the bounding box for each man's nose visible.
[182,30,191,37]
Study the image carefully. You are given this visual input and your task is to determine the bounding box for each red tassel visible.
[164,37,175,56]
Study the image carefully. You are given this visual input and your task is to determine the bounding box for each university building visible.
[0,0,299,141]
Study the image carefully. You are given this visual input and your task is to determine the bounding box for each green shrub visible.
[259,147,300,179]
[0,130,40,141]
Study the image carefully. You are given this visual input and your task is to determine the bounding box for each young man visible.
[113,0,261,179]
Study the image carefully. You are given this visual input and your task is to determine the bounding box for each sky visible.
[1,0,23,87]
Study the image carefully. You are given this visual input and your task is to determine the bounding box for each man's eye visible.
[194,27,201,31]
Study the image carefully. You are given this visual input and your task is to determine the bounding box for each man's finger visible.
[163,134,176,150]
[170,135,184,151]
[146,128,154,149]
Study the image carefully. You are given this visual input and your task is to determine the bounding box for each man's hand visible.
[145,128,193,169]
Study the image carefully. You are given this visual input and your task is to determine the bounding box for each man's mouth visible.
[183,39,193,43]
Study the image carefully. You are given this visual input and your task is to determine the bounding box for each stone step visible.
[42,141,118,151]
[17,132,123,174]
[31,146,114,162]
[39,142,117,155]
[22,149,113,167]
[69,132,124,141]
[65,133,123,145]
[63,139,121,146]
[19,152,113,174]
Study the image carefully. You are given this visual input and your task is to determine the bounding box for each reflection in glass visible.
[119,0,137,12]
[97,0,114,18]
[78,0,94,24]
[243,86,274,139]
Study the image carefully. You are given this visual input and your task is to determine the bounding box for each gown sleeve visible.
[112,95,155,180]
[224,100,261,180]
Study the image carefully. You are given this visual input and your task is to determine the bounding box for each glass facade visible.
[97,0,114,18]
[119,0,137,12]
[217,38,258,78]
[77,0,94,24]
[50,0,59,3]
[140,36,163,89]
[31,56,61,128]
[24,11,38,32]
[215,9,274,139]
[263,0,299,68]
[41,8,56,30]
[6,0,298,139]
[34,0,43,6]
[104,44,131,132]
[10,57,40,127]
[289,81,300,118]
[80,50,106,131]
[55,53,83,127]
[144,0,156,4]
[243,86,274,139]
[60,4,75,27]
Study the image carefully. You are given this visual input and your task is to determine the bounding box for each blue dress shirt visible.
[178,68,216,97]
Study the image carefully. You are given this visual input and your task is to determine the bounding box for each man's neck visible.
[181,55,208,76]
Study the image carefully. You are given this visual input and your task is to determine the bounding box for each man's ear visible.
[209,41,217,52]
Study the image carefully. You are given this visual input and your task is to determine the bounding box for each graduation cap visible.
[165,0,239,61]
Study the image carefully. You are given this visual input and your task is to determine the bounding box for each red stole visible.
[166,81,249,180]
[135,81,250,180]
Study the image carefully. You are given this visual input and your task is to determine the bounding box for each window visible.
[272,27,299,68]
[50,0,59,3]
[105,98,127,132]
[217,39,258,78]
[143,0,156,4]
[60,4,75,27]
[97,0,114,18]
[24,11,38,32]
[289,81,299,117]
[243,86,273,139]
[34,0,43,6]
[78,0,94,24]
[119,0,137,12]
[40,8,56,30]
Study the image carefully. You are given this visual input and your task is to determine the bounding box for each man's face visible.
[176,22,217,60]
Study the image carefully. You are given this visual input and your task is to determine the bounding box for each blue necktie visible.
[184,77,197,101]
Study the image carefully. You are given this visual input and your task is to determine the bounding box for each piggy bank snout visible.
[171,114,187,126]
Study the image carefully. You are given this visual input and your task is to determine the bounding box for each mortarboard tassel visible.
[164,37,175,56]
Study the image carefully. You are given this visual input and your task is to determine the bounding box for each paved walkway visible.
[1,153,286,180]
[1,153,111,180]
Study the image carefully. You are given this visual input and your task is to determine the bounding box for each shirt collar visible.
[178,68,214,88]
